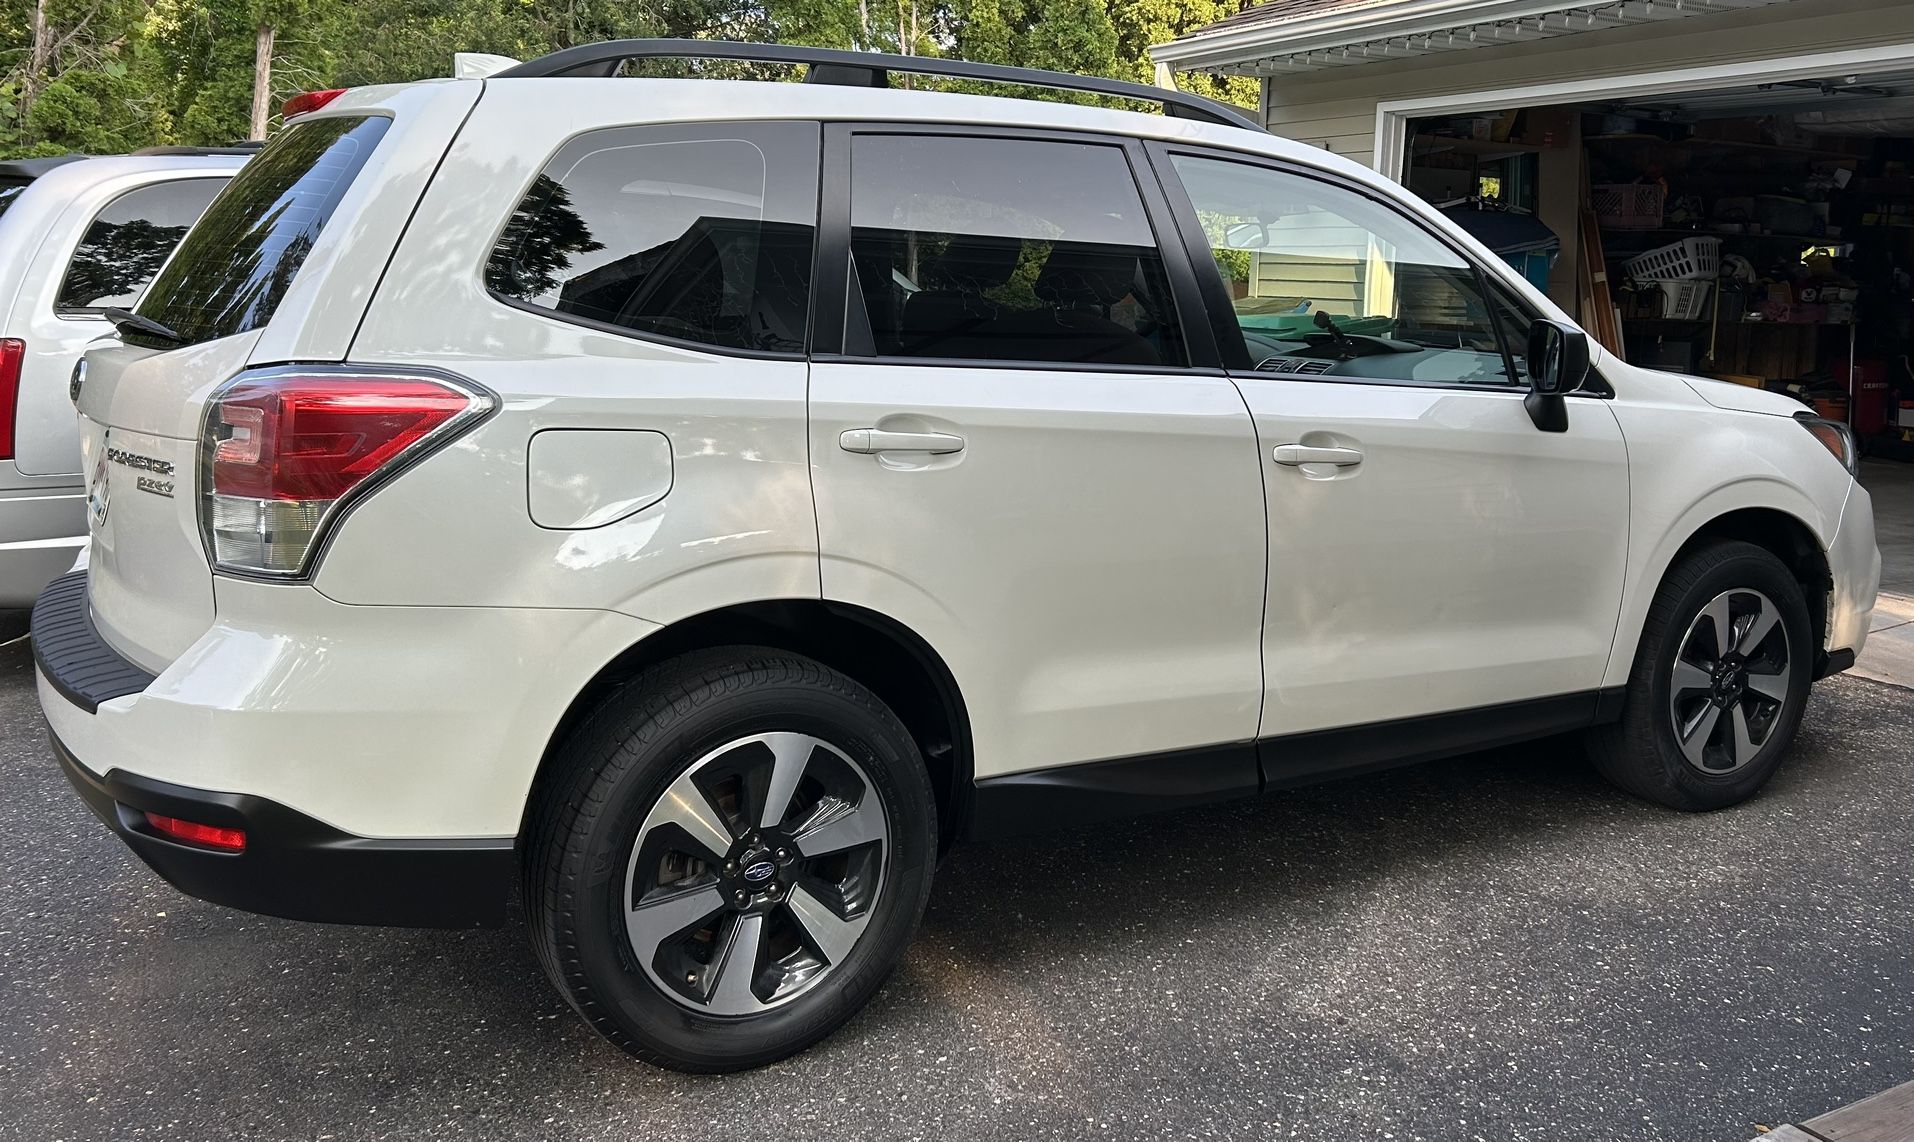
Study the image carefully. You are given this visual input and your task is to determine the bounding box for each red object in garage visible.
[1838,357,1891,437]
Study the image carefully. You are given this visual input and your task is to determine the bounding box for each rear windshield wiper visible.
[101,307,184,346]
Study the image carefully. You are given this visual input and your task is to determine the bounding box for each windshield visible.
[133,115,390,347]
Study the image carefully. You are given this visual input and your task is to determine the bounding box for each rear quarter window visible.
[484,121,820,355]
[134,115,390,346]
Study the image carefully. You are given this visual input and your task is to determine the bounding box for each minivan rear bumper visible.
[53,733,513,927]
[0,484,83,609]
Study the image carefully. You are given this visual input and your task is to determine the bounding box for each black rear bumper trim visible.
[54,733,513,928]
[31,570,155,713]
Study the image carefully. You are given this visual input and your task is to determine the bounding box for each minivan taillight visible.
[200,367,493,576]
[0,338,23,461]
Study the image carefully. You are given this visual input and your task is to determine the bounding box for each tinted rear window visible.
[135,115,390,346]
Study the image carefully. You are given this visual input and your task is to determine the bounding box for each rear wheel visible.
[525,649,936,1071]
[1588,541,1813,810]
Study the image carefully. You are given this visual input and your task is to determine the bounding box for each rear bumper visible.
[53,732,513,927]
[32,566,659,927]
[35,569,656,838]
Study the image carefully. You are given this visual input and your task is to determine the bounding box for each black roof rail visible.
[132,143,265,156]
[0,154,86,181]
[493,39,1265,133]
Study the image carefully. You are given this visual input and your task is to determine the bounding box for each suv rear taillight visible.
[0,338,22,460]
[200,367,494,577]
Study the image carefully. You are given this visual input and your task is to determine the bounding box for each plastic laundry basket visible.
[1624,236,1720,282]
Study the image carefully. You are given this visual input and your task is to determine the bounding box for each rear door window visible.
[485,121,820,355]
[845,134,1187,367]
[55,178,227,313]
[135,115,390,346]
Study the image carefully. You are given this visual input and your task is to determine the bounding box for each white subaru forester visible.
[36,41,1879,1072]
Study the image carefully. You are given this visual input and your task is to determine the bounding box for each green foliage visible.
[26,68,159,153]
[1,0,1258,159]
[1106,0,1256,105]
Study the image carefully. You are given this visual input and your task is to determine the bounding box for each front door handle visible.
[1273,443,1364,467]
[840,428,966,455]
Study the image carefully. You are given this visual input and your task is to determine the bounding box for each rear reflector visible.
[201,367,492,576]
[0,338,21,461]
[281,89,347,119]
[144,812,246,852]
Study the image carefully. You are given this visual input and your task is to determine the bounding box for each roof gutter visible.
[1153,0,1641,71]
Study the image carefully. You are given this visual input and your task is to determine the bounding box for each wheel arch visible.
[1612,487,1835,685]
[523,600,974,855]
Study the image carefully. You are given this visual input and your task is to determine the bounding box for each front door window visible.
[1171,153,1522,387]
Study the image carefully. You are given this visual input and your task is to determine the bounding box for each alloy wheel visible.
[623,732,889,1016]
[1667,588,1794,774]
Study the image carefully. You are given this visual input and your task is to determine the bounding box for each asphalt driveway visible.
[2,634,1910,1142]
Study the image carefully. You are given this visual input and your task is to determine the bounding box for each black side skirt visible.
[969,688,1623,839]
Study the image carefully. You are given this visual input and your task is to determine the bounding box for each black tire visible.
[524,647,936,1072]
[1587,540,1814,810]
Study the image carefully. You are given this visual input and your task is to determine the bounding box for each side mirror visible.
[1523,319,1589,432]
[1222,222,1268,250]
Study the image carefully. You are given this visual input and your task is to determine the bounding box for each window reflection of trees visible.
[57,219,192,311]
[484,175,604,301]
[135,116,387,347]
[486,176,813,355]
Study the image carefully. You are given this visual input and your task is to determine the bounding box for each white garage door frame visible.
[1373,41,1914,181]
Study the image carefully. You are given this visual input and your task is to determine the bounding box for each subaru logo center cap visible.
[742,860,776,884]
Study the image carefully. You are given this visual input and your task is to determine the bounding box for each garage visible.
[1154,0,1914,603]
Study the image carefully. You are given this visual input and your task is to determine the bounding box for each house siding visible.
[1259,0,1914,166]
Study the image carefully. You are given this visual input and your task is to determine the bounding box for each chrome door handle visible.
[839,428,966,455]
[1273,444,1364,467]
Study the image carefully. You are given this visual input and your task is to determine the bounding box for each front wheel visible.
[524,649,936,1071]
[1588,540,1814,810]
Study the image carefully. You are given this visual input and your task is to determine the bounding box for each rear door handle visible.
[1273,443,1364,467]
[839,429,966,455]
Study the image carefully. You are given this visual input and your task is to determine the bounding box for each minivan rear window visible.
[56,178,227,313]
[134,115,390,346]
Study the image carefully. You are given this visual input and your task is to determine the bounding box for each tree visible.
[0,0,1259,159]
[138,0,330,147]
[249,21,271,139]
[2,0,156,156]
[1105,0,1256,107]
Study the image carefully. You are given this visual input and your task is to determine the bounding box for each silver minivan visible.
[0,149,248,609]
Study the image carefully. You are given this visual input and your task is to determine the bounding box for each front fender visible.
[1603,477,1835,687]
